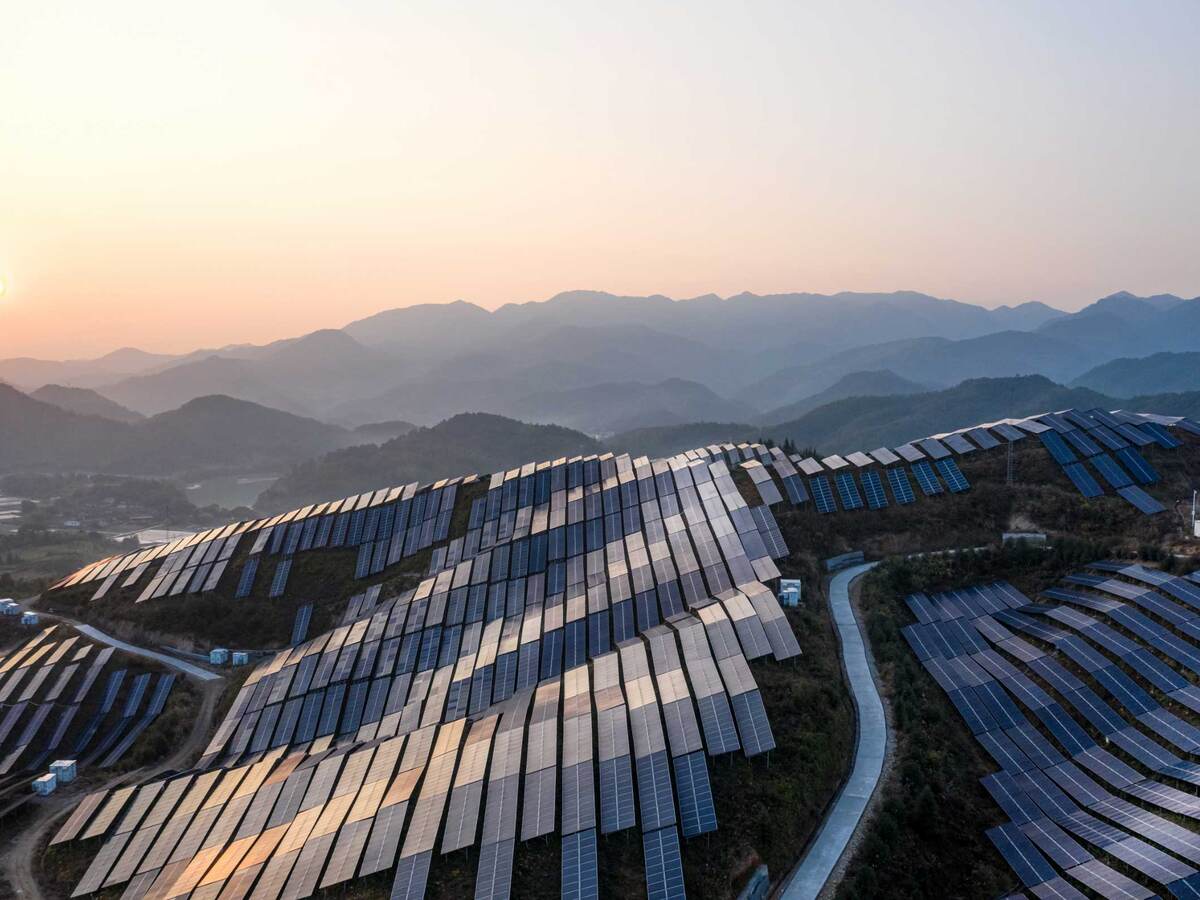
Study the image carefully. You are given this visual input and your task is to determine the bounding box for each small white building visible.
[50,760,77,784]
[0,600,19,616]
[778,579,802,607]
[21,611,39,626]
[231,651,250,666]
[32,773,57,795]
[209,648,230,665]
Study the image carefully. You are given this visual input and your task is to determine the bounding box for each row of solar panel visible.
[903,567,1200,897]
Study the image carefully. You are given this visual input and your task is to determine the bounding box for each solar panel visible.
[910,461,943,496]
[673,751,717,836]
[1061,463,1103,499]
[562,828,599,900]
[987,822,1058,887]
[1141,421,1182,448]
[859,469,888,509]
[943,433,976,455]
[1117,485,1166,515]
[598,755,636,834]
[268,559,292,598]
[642,827,686,900]
[1089,453,1133,489]
[916,438,951,459]
[934,458,970,493]
[833,472,864,510]
[885,467,916,505]
[1062,428,1102,458]
[291,604,313,646]
[1039,431,1077,465]
[809,476,837,514]
[967,427,1001,450]
[1115,446,1160,485]
[234,557,259,598]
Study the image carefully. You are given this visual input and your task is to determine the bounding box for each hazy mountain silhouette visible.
[1072,351,1200,397]
[30,384,145,423]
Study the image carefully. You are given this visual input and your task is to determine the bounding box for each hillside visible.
[761,369,928,423]
[29,383,145,423]
[0,384,133,470]
[506,378,755,434]
[256,412,604,510]
[0,386,354,475]
[769,375,1115,452]
[606,421,761,459]
[1073,350,1200,396]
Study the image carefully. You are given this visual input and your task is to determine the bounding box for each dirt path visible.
[0,677,225,899]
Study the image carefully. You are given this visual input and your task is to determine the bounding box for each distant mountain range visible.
[0,385,357,475]
[1072,351,1200,397]
[766,375,1200,453]
[2,289,1194,432]
[760,370,929,423]
[29,384,144,423]
[0,288,1112,429]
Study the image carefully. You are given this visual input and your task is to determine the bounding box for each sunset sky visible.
[3,1,1199,358]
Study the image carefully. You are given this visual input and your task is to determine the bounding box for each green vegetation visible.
[259,413,604,511]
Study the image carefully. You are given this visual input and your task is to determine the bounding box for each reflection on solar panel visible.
[910,461,943,496]
[933,458,970,493]
[860,469,888,510]
[1115,446,1159,484]
[809,476,836,513]
[833,472,864,510]
[1061,463,1103,498]
[885,468,916,505]
[1089,453,1133,489]
[1118,485,1167,515]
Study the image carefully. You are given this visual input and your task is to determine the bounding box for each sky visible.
[3,1,1199,358]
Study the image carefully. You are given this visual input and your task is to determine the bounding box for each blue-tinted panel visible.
[809,476,836,514]
[886,467,916,504]
[833,472,864,510]
[911,461,943,496]
[860,469,888,509]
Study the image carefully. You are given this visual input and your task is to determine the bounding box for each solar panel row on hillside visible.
[886,468,916,505]
[934,458,970,493]
[902,567,1200,896]
[833,471,864,510]
[809,476,837,514]
[1061,463,1103,498]
[911,461,943,496]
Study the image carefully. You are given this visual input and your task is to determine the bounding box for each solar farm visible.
[16,406,1200,899]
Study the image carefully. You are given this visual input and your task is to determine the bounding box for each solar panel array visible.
[0,625,175,780]
[51,409,1192,612]
[902,563,1200,899]
[1007,408,1197,514]
[53,443,803,900]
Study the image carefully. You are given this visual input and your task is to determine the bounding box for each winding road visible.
[780,561,887,900]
